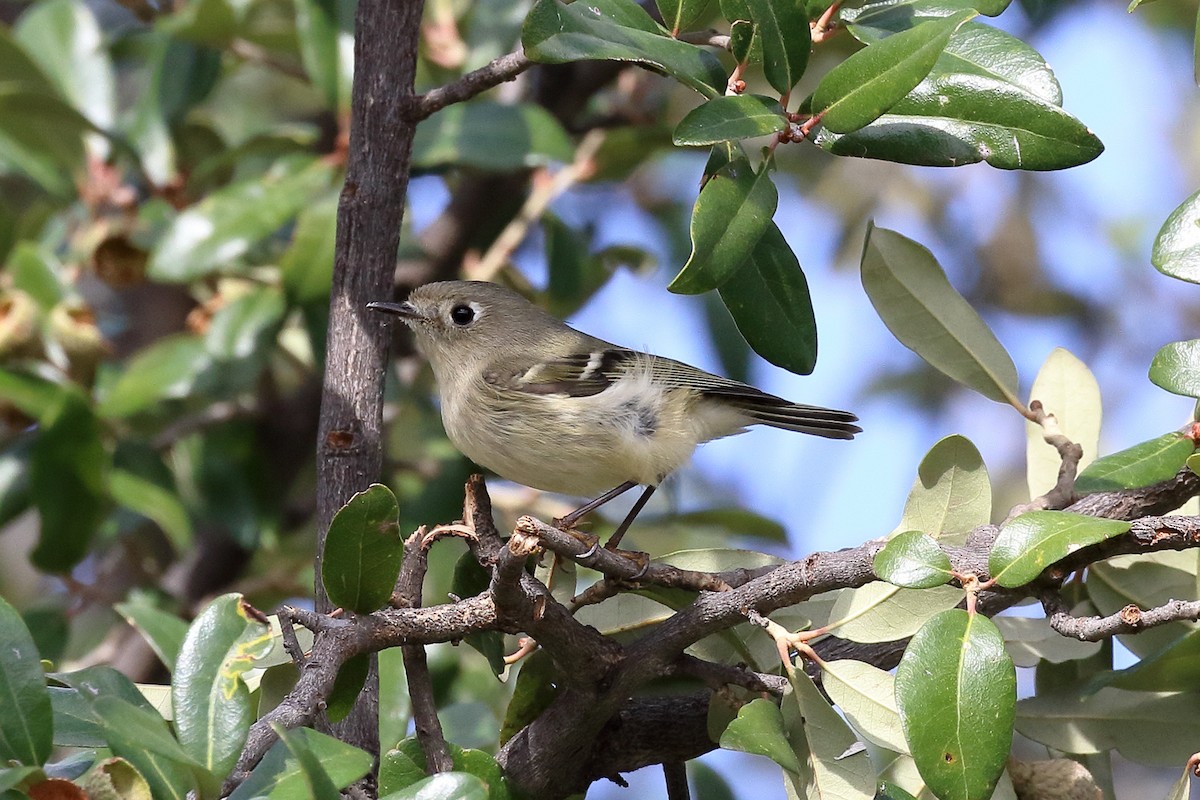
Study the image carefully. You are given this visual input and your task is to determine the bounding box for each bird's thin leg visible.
[606,484,657,550]
[556,480,639,529]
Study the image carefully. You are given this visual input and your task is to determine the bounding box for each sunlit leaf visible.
[322,484,404,614]
[672,95,787,146]
[718,697,802,772]
[990,511,1130,588]
[1075,432,1195,494]
[898,434,990,544]
[875,530,954,589]
[1149,340,1200,398]
[1026,348,1101,499]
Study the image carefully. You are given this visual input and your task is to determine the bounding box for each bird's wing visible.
[483,349,860,439]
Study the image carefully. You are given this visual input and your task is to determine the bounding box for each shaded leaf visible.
[0,596,52,766]
[745,0,810,95]
[91,696,199,800]
[898,434,990,544]
[896,609,1015,800]
[861,223,1019,406]
[781,662,876,798]
[276,724,341,800]
[1026,348,1101,500]
[322,484,404,614]
[822,659,907,753]
[1106,628,1200,692]
[97,335,212,418]
[994,615,1100,668]
[326,653,370,724]
[827,581,963,643]
[414,102,573,171]
[718,697,802,773]
[1088,553,1200,659]
[114,601,189,675]
[451,553,507,676]
[228,727,372,800]
[656,0,712,34]
[718,223,817,375]
[109,470,193,551]
[990,511,1130,588]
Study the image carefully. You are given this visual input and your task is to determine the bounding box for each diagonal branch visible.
[409,50,534,120]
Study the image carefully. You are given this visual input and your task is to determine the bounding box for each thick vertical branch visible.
[316,0,426,757]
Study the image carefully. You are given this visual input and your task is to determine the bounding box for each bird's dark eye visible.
[450,304,475,326]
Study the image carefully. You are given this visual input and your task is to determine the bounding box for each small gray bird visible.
[369,281,859,547]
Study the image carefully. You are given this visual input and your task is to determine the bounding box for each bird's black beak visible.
[367,301,424,320]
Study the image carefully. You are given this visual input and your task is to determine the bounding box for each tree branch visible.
[1041,588,1200,642]
[410,50,534,120]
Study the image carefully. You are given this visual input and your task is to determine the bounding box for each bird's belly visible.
[441,390,706,496]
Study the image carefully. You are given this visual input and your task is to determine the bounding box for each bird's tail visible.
[705,389,861,440]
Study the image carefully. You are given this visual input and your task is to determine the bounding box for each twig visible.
[1005,399,1084,520]
[1041,589,1200,642]
[467,129,607,282]
[672,654,788,694]
[410,50,534,120]
[664,761,690,800]
[397,529,453,774]
[676,30,731,49]
[277,609,308,667]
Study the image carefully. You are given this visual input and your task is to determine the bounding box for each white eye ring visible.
[449,302,484,326]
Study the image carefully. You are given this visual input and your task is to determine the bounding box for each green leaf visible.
[861,223,1020,406]
[656,0,712,34]
[380,738,510,799]
[780,663,876,798]
[874,530,954,589]
[1016,687,1200,765]
[993,615,1100,668]
[172,593,273,777]
[148,159,334,282]
[1088,553,1200,659]
[0,88,90,197]
[896,610,1015,800]
[522,0,726,97]
[281,192,338,305]
[499,651,559,746]
[1147,189,1200,286]
[670,158,778,294]
[990,511,1130,588]
[451,553,507,675]
[826,581,963,644]
[114,601,189,674]
[898,434,991,544]
[109,470,193,552]
[672,95,788,146]
[276,724,341,800]
[1075,432,1195,494]
[0,367,68,421]
[30,392,109,572]
[381,773,490,800]
[745,0,810,95]
[97,335,212,419]
[293,0,353,111]
[205,287,287,360]
[718,697,803,773]
[717,222,817,375]
[228,727,373,800]
[814,11,974,133]
[8,242,67,309]
[322,484,404,614]
[0,597,52,766]
[326,653,370,724]
[14,0,115,135]
[91,696,200,800]
[413,102,574,171]
[1150,340,1200,398]
[1026,348,1101,499]
[1106,628,1200,692]
[821,658,907,753]
[729,19,755,63]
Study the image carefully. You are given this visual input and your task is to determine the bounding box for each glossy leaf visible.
[718,697,802,773]
[814,12,974,133]
[30,392,109,572]
[228,727,372,800]
[1152,189,1200,284]
[148,159,333,282]
[381,773,490,800]
[91,696,199,800]
[672,95,787,146]
[861,224,1020,406]
[729,19,755,62]
[745,0,809,95]
[1075,432,1195,494]
[1016,687,1200,764]
[380,738,510,799]
[522,0,725,97]
[896,610,1015,800]
[875,530,954,589]
[670,158,777,294]
[413,102,574,171]
[114,601,189,674]
[0,597,52,766]
[990,511,1130,588]
[98,335,211,419]
[1026,348,1101,499]
[780,662,876,799]
[172,593,273,777]
[898,434,990,543]
[822,659,907,753]
[109,469,193,551]
[322,484,404,614]
[718,223,817,375]
[1150,340,1200,398]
